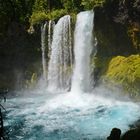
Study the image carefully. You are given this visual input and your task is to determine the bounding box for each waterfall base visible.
[4,89,140,140]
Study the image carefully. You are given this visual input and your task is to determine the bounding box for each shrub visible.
[29,11,48,25]
[81,0,105,10]
[105,55,140,95]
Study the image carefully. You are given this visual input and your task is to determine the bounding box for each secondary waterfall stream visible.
[4,11,140,140]
[47,15,73,91]
[48,20,55,54]
[41,22,47,82]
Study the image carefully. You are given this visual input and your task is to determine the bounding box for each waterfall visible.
[71,11,96,93]
[47,15,73,92]
[41,22,47,82]
[68,17,73,70]
[48,20,55,55]
[46,11,96,92]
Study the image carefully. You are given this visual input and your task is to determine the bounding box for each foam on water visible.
[4,90,140,140]
[3,11,140,140]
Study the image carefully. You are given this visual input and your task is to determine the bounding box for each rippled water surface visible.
[3,90,140,140]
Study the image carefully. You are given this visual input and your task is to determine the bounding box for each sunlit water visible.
[3,89,140,140]
[3,11,140,140]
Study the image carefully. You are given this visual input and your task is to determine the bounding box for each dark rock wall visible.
[94,0,140,57]
[94,0,140,96]
[0,22,42,91]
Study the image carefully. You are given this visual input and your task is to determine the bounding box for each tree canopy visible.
[0,0,104,32]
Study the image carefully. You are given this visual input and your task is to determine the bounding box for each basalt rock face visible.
[94,0,140,56]
[121,128,140,140]
[0,22,41,91]
[94,0,140,97]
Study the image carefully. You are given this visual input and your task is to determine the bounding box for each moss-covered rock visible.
[104,55,140,97]
[94,0,140,98]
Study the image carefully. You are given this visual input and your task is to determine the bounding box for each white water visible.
[47,15,73,92]
[41,22,47,82]
[48,20,55,55]
[4,90,140,140]
[68,16,73,70]
[4,11,140,140]
[71,11,95,93]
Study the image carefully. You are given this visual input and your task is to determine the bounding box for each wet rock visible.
[121,128,140,140]
[107,128,121,140]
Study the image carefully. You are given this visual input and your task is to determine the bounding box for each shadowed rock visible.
[107,128,121,140]
[121,128,140,140]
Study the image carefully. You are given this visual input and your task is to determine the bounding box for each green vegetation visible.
[0,0,106,30]
[81,0,105,9]
[93,0,140,97]
[0,0,140,95]
[30,11,48,25]
[0,1,105,36]
[48,9,67,20]
[94,54,140,97]
[29,0,84,25]
[104,55,140,96]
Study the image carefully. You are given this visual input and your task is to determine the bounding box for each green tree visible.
[60,0,83,12]
[81,0,105,9]
[33,0,47,12]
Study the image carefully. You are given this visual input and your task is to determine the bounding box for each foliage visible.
[1,0,140,93]
[29,9,68,25]
[29,0,48,25]
[81,0,105,10]
[0,0,107,28]
[105,55,140,95]
[61,0,83,12]
[32,0,48,12]
[30,11,48,25]
[48,9,67,20]
[29,0,83,25]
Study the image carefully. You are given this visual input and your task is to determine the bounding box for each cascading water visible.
[41,22,47,82]
[47,15,73,91]
[68,17,73,70]
[71,11,95,93]
[48,20,55,55]
[4,11,140,140]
